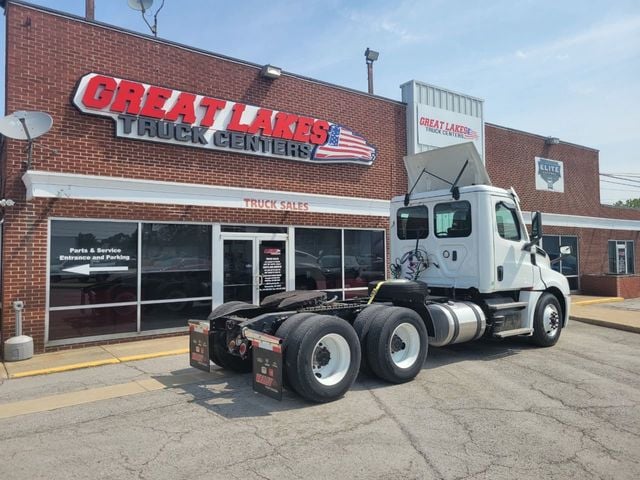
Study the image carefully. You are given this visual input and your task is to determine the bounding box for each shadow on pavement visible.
[153,336,539,418]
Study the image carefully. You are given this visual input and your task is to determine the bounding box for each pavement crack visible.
[369,389,445,479]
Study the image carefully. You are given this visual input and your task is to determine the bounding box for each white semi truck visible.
[189,142,571,403]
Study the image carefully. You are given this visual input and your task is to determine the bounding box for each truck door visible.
[493,198,534,290]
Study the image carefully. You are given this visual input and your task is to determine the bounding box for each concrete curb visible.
[6,348,189,379]
[572,297,624,306]
[570,316,640,334]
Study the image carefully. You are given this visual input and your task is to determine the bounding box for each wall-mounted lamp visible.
[260,64,282,79]
[364,48,379,94]
[545,136,560,145]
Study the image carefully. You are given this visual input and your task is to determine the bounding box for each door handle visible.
[256,274,264,286]
[497,266,503,281]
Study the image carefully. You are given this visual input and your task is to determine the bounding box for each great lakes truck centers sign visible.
[72,73,377,165]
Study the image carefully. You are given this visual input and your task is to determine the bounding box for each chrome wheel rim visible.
[542,304,561,337]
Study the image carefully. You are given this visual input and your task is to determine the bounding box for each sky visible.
[1,0,639,204]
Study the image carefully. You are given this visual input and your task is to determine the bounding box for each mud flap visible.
[189,320,211,372]
[244,330,283,401]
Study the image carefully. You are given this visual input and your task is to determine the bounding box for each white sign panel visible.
[535,157,564,193]
[416,104,483,156]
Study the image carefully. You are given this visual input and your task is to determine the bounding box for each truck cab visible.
[391,142,570,342]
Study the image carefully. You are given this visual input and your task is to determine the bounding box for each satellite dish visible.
[128,0,153,11]
[0,111,53,140]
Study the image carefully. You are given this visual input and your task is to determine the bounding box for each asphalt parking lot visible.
[1,320,639,480]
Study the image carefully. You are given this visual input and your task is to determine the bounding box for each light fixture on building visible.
[545,136,560,145]
[260,64,282,79]
[364,48,379,94]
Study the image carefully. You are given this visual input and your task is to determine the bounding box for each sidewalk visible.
[1,335,188,380]
[1,296,638,381]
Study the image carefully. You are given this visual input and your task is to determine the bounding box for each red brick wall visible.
[580,275,640,299]
[485,124,640,222]
[1,3,403,351]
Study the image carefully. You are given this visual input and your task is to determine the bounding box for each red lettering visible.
[247,108,274,136]
[110,80,146,115]
[293,116,314,143]
[81,75,117,109]
[199,97,227,127]
[227,103,250,133]
[165,92,197,124]
[309,120,329,145]
[272,112,297,140]
[140,86,172,119]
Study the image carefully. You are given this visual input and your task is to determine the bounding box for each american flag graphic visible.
[312,125,376,164]
[463,128,479,140]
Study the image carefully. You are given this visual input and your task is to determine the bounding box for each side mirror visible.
[531,211,543,242]
[403,193,410,206]
[560,245,572,256]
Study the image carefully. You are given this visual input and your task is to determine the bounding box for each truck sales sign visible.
[72,73,377,166]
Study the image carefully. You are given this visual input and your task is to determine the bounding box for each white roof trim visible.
[22,170,390,217]
[521,211,640,231]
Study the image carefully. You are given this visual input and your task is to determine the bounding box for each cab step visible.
[493,328,533,338]
[485,300,528,311]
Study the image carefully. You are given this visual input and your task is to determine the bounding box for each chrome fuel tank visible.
[427,301,486,347]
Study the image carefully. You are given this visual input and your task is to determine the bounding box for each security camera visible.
[13,300,24,311]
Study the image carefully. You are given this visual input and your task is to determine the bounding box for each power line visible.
[599,174,640,186]
[600,179,640,189]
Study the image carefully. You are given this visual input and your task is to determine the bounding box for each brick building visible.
[1,1,638,353]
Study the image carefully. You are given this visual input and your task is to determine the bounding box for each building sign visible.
[416,104,483,156]
[72,73,377,165]
[535,157,564,193]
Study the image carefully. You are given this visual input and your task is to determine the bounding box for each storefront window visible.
[344,230,385,289]
[608,240,635,274]
[542,235,579,290]
[141,224,212,301]
[295,228,342,290]
[49,220,138,308]
[141,300,212,331]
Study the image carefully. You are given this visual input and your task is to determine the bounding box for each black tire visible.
[353,304,391,375]
[210,330,252,373]
[531,293,563,347]
[366,307,428,384]
[275,312,317,341]
[368,280,429,303]
[285,315,361,403]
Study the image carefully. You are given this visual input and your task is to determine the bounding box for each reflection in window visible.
[49,221,138,308]
[397,206,428,240]
[49,305,137,341]
[295,228,342,290]
[542,235,579,288]
[495,202,521,241]
[434,201,471,238]
[344,230,385,288]
[141,224,212,301]
[141,300,212,331]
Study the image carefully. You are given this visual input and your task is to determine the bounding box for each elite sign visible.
[72,73,377,166]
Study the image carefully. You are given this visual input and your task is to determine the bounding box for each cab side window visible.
[397,206,428,240]
[434,201,471,238]
[495,202,521,241]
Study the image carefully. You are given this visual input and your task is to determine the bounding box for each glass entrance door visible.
[222,235,288,305]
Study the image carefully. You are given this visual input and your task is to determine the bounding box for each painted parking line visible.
[0,372,211,420]
[7,348,189,379]
[572,297,624,306]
